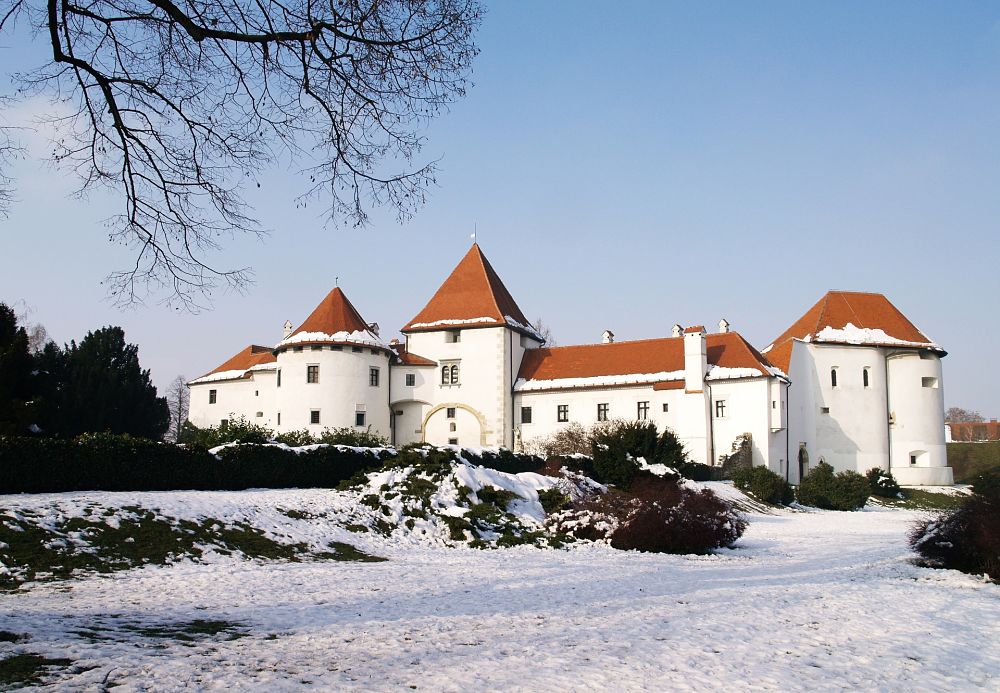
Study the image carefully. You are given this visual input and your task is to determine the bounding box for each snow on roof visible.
[764,290,943,371]
[189,345,276,385]
[277,287,386,350]
[515,332,782,392]
[402,244,541,340]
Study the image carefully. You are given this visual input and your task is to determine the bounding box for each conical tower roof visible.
[402,244,539,339]
[277,287,384,349]
[763,290,943,371]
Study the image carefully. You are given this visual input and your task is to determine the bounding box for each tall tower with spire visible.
[395,243,542,447]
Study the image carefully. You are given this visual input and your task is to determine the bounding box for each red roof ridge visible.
[402,244,536,337]
[280,286,385,349]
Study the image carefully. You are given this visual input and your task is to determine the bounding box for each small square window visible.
[521,406,532,424]
[331,345,343,351]
[450,422,457,432]
[448,437,459,445]
[447,331,461,343]
[369,367,380,387]
[311,345,322,351]
[922,377,938,388]
[662,403,669,413]
[637,401,649,420]
[821,406,830,414]
[310,410,321,425]
[405,373,416,386]
[307,364,319,384]
[352,346,363,353]
[910,454,917,465]
[557,404,568,423]
[255,411,263,418]
[714,400,727,418]
[209,389,217,404]
[597,403,609,422]
[447,407,456,419]
[293,346,303,352]
[355,411,366,427]
[221,419,229,427]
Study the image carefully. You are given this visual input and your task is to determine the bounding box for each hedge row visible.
[0,435,548,494]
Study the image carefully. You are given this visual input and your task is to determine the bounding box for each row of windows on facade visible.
[217,410,368,427]
[828,367,938,390]
[518,401,720,424]
[289,344,379,354]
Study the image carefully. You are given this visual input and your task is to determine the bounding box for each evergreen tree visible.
[0,303,35,435]
[59,327,169,439]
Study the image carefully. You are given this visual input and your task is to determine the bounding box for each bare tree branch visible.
[0,0,481,309]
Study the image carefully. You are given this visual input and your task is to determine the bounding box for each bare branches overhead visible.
[0,0,481,309]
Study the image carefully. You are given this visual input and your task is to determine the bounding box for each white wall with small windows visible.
[272,344,391,436]
[784,341,952,485]
[188,369,277,430]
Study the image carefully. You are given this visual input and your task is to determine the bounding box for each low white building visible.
[763,291,952,485]
[188,245,952,485]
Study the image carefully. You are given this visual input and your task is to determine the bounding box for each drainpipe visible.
[509,329,514,450]
[706,381,715,467]
[784,379,792,483]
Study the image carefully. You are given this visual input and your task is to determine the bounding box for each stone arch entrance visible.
[421,403,489,446]
[798,444,810,483]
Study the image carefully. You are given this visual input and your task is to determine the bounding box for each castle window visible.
[277,370,281,387]
[637,401,649,420]
[293,346,303,352]
[441,361,460,386]
[450,422,457,432]
[831,368,838,388]
[521,406,532,424]
[662,403,669,413]
[209,389,217,404]
[277,412,281,426]
[255,411,263,418]
[447,407,456,419]
[448,438,459,445]
[307,364,319,383]
[255,390,259,397]
[597,403,609,421]
[447,331,461,343]
[355,411,366,427]
[405,373,416,386]
[557,404,569,422]
[714,400,727,418]
[352,346,363,353]
[369,367,380,387]
[922,377,938,388]
[863,368,870,388]
[821,406,830,414]
[331,345,342,351]
[310,410,321,425]
[221,419,229,427]
[311,345,321,351]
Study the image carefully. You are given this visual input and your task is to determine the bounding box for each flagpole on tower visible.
[471,222,477,244]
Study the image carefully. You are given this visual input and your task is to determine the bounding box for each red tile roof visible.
[517,332,779,387]
[764,291,942,371]
[402,244,536,337]
[684,325,706,334]
[288,286,371,339]
[390,343,437,367]
[191,345,276,383]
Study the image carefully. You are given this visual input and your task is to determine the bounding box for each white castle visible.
[188,244,952,486]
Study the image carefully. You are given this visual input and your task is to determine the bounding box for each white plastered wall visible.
[188,369,277,430]
[887,351,952,485]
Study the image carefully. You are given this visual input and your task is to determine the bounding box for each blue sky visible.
[1,1,999,415]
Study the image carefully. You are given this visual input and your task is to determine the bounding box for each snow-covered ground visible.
[2,493,998,691]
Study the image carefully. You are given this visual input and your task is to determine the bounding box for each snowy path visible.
[2,506,998,691]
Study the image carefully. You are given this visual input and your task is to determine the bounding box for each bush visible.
[866,467,900,498]
[0,433,387,493]
[732,465,794,505]
[910,493,1000,580]
[970,467,1000,502]
[536,422,591,457]
[607,474,747,554]
[273,429,316,446]
[178,417,273,448]
[317,427,389,448]
[796,462,870,510]
[464,448,544,475]
[676,462,717,482]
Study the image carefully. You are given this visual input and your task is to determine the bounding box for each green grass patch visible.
[315,541,387,562]
[0,507,385,588]
[119,619,249,643]
[947,442,1000,483]
[0,653,74,687]
[869,488,967,510]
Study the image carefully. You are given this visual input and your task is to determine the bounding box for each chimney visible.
[718,318,730,334]
[671,324,683,338]
[368,322,380,336]
[282,320,293,339]
[389,338,400,346]
[684,325,708,392]
[602,329,615,344]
